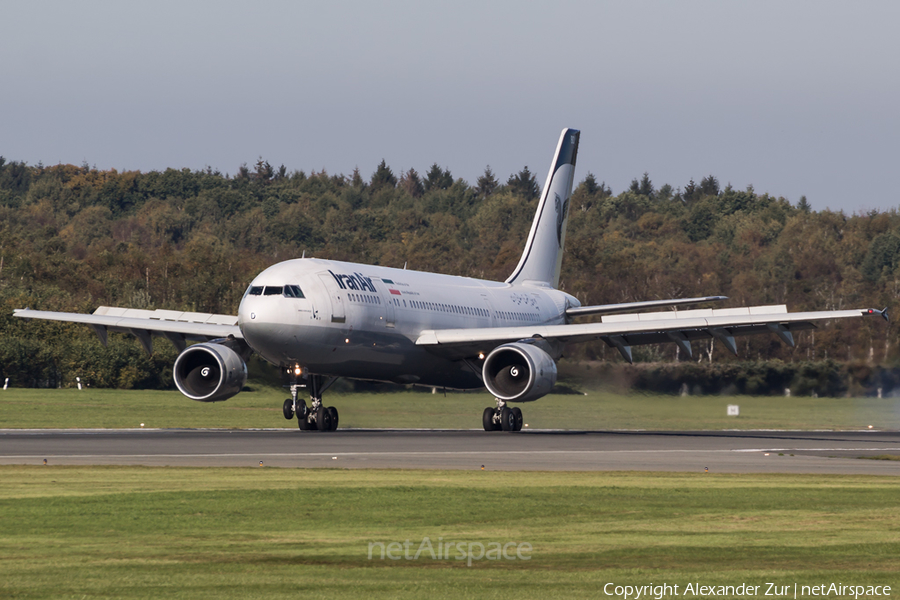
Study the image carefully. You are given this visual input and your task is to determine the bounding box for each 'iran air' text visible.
[330,270,376,292]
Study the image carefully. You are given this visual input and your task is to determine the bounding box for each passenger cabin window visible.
[248,286,263,296]
[283,285,305,298]
[263,286,284,296]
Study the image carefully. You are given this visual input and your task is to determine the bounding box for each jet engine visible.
[174,341,248,402]
[482,340,558,403]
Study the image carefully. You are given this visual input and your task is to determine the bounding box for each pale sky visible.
[2,1,898,213]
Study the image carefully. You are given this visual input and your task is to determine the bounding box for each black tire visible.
[512,407,523,432]
[296,400,311,430]
[316,405,332,431]
[483,407,497,431]
[328,406,339,431]
[500,406,516,432]
[283,399,294,420]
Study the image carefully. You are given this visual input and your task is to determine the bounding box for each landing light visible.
[478,352,485,360]
[293,366,302,376]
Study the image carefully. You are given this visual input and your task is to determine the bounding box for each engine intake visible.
[174,342,247,402]
[482,341,557,403]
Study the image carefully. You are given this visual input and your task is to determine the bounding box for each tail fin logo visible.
[555,193,569,248]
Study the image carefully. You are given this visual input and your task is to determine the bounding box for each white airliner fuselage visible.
[239,259,575,388]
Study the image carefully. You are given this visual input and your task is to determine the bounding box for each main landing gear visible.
[282,373,339,432]
[482,399,523,432]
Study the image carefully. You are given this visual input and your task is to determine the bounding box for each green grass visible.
[1,387,898,430]
[0,466,897,599]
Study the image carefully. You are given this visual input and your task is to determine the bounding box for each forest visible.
[1,155,898,395]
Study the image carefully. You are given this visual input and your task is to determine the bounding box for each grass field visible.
[0,466,897,599]
[1,386,899,430]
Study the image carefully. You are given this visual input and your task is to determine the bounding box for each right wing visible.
[13,306,241,354]
[416,304,888,361]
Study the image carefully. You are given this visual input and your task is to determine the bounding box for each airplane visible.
[14,128,888,432]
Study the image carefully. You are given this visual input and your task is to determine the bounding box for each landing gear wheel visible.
[512,407,523,432]
[500,406,517,432]
[283,399,294,420]
[328,406,339,431]
[316,405,333,431]
[295,400,311,430]
[483,407,497,431]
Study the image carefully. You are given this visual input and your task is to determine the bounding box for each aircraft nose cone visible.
[237,296,254,327]
[237,296,264,344]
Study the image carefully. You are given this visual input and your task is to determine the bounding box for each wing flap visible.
[566,295,728,317]
[92,306,239,326]
[599,304,787,322]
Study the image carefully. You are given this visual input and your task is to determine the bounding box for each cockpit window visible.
[263,286,284,296]
[247,286,263,296]
[283,285,305,298]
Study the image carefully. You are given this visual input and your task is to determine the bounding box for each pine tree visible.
[682,179,699,204]
[370,160,397,190]
[253,158,274,184]
[400,168,424,198]
[476,166,498,198]
[424,163,453,192]
[861,233,900,281]
[350,167,365,188]
[700,175,720,197]
[657,183,674,201]
[508,166,538,200]
[639,172,654,198]
[629,172,654,198]
[581,172,599,195]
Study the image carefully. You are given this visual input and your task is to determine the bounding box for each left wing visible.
[416,304,888,362]
[13,306,241,354]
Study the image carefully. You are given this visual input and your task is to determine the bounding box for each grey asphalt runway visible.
[2,429,899,474]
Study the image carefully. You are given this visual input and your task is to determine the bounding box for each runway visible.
[2,429,899,474]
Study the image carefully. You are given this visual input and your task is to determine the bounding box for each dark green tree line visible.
[1,155,898,392]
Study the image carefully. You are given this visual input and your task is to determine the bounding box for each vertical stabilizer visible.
[505,128,580,288]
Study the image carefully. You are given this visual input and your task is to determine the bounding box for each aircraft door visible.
[317,273,346,324]
[376,280,396,328]
[481,295,495,326]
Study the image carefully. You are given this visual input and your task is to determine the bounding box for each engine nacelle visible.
[174,342,247,402]
[482,341,558,403]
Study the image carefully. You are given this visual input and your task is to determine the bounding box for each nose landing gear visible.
[283,372,339,432]
[482,399,523,432]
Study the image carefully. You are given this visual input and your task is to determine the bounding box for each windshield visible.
[283,285,305,298]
